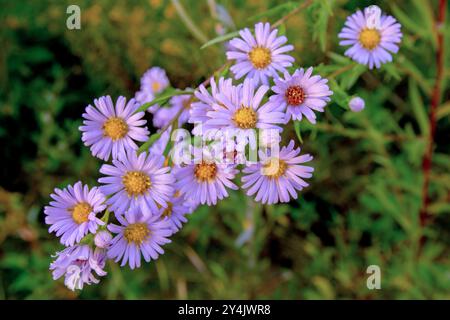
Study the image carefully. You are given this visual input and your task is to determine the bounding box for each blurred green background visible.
[0,0,449,299]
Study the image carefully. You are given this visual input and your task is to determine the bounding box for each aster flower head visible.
[107,207,172,269]
[156,191,194,233]
[338,5,402,69]
[206,78,285,148]
[134,90,155,111]
[135,67,170,111]
[242,140,314,204]
[99,150,175,216]
[50,245,107,291]
[170,93,193,125]
[227,22,294,85]
[173,147,239,206]
[141,67,170,95]
[269,68,333,124]
[79,96,150,161]
[45,182,106,246]
[190,77,237,136]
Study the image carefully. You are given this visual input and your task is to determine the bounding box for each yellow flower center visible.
[248,47,272,69]
[285,86,305,106]
[161,202,173,218]
[70,202,92,224]
[194,162,217,182]
[151,82,161,92]
[124,222,150,244]
[233,106,257,129]
[359,28,381,50]
[262,158,287,178]
[103,117,128,141]
[122,171,151,197]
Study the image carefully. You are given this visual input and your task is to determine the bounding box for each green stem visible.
[101,209,110,225]
[171,0,208,44]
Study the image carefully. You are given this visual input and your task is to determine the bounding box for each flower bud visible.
[349,97,365,112]
[94,230,112,249]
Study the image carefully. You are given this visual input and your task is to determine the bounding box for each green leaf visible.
[408,79,429,136]
[340,64,366,90]
[411,0,436,47]
[310,0,334,52]
[381,63,402,81]
[278,23,286,36]
[437,102,450,120]
[138,132,162,154]
[200,31,240,49]
[134,89,193,113]
[327,52,352,65]
[329,79,350,109]
[391,5,430,41]
[294,121,303,144]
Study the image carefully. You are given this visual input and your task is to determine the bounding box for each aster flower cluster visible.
[44,5,401,291]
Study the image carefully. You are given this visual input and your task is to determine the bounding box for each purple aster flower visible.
[349,96,365,112]
[173,148,238,206]
[45,182,106,246]
[134,90,155,111]
[169,93,192,125]
[153,106,175,128]
[50,245,107,291]
[205,78,285,148]
[79,96,150,161]
[140,67,170,95]
[269,68,333,124]
[338,5,402,69]
[94,230,113,249]
[189,77,234,135]
[135,67,170,111]
[156,191,194,233]
[107,207,172,269]
[241,140,314,204]
[226,22,294,85]
[99,150,175,216]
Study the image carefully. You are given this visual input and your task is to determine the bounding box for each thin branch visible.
[272,0,315,29]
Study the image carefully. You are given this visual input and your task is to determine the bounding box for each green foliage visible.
[0,0,449,300]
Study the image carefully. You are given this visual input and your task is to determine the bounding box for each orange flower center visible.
[124,223,150,244]
[151,82,161,92]
[262,158,287,178]
[103,117,128,141]
[233,106,257,129]
[359,28,381,50]
[71,202,92,224]
[122,171,151,197]
[285,86,305,106]
[194,162,217,182]
[248,47,272,69]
